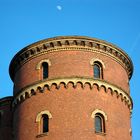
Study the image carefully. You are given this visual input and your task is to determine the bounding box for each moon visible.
[56,5,62,11]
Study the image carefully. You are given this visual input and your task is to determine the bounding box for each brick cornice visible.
[12,77,133,111]
[9,36,133,81]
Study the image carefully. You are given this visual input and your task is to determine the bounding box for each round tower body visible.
[9,36,133,140]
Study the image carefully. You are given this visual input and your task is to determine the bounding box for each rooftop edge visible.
[9,35,133,81]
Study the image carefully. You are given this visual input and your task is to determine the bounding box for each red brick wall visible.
[14,50,129,94]
[12,43,131,140]
[13,84,131,140]
[0,104,12,140]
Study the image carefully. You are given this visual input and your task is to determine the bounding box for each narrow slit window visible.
[93,62,103,79]
[42,62,48,79]
[95,113,105,133]
[94,64,100,78]
[95,115,102,132]
[42,114,49,133]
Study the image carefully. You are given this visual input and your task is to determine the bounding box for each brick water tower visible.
[8,36,133,140]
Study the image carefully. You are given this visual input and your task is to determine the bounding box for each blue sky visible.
[0,0,140,139]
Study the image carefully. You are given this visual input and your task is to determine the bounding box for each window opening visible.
[42,62,48,79]
[42,114,49,133]
[95,113,105,133]
[94,64,100,78]
[93,62,103,79]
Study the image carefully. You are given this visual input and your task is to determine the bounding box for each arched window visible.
[95,113,105,133]
[93,62,103,79]
[42,114,49,133]
[36,110,52,136]
[42,62,48,79]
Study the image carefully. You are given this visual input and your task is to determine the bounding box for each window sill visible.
[95,131,106,136]
[36,132,48,138]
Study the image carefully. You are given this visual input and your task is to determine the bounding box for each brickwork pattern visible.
[0,36,133,140]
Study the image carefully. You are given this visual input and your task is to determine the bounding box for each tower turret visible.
[0,96,13,140]
[9,36,133,140]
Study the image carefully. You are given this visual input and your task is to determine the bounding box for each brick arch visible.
[91,109,107,121]
[36,110,52,123]
[36,59,51,70]
[90,58,105,68]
